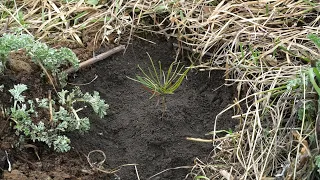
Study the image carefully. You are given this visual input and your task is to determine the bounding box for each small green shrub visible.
[0,32,109,152]
[8,84,109,152]
[0,33,79,87]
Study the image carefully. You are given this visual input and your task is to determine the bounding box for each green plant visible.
[127,53,191,99]
[284,34,320,179]
[8,84,109,152]
[0,33,79,87]
[308,33,320,96]
[194,176,210,180]
[300,34,320,120]
[127,54,191,117]
[285,34,320,121]
[86,0,99,6]
[0,33,33,70]
[315,155,320,174]
[0,32,109,153]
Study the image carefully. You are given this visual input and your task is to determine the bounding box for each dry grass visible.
[1,0,320,179]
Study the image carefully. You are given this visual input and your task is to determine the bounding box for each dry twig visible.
[65,45,125,74]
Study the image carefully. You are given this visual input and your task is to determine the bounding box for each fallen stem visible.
[65,45,126,74]
[36,59,58,94]
[186,135,237,142]
[48,90,53,122]
[186,137,213,143]
[147,166,193,180]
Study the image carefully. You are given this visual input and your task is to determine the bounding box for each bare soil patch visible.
[68,37,237,179]
[0,36,237,179]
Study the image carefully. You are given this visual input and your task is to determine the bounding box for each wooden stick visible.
[65,45,125,74]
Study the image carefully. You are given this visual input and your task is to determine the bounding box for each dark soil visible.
[68,37,237,179]
[0,36,237,180]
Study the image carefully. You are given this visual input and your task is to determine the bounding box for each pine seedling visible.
[128,53,191,99]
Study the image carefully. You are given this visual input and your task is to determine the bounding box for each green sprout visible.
[127,53,191,117]
[127,53,191,99]
[307,34,320,96]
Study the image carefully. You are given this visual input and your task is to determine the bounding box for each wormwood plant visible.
[8,84,108,152]
[0,32,109,152]
[127,53,191,114]
[0,33,79,87]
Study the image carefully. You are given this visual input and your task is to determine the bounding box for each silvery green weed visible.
[0,33,109,152]
[0,33,79,87]
[8,84,109,152]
